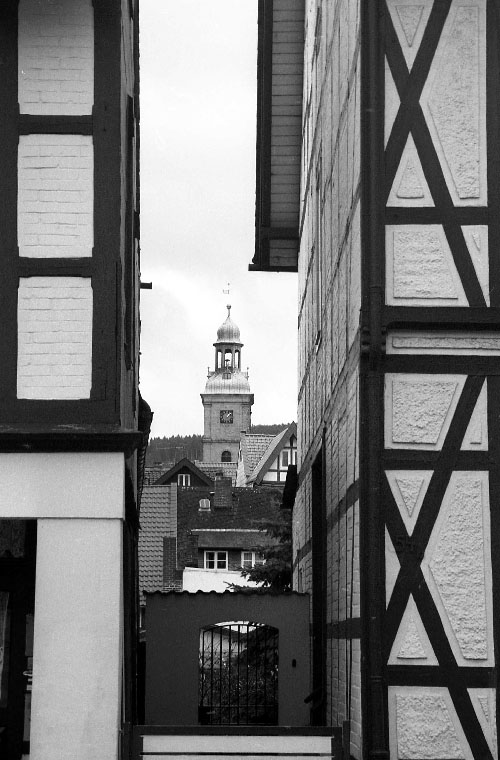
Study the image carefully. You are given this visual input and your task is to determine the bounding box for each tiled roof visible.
[177,486,282,569]
[143,465,171,486]
[192,529,274,550]
[138,485,176,603]
[195,461,238,485]
[240,434,275,478]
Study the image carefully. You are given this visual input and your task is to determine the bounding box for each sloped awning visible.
[193,530,273,550]
[250,0,305,273]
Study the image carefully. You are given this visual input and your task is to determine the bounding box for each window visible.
[221,450,232,462]
[199,499,211,511]
[241,551,265,569]
[280,449,297,468]
[220,410,233,424]
[204,551,228,570]
[177,473,191,487]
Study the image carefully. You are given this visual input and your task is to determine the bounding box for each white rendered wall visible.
[0,453,125,760]
[182,566,260,593]
[30,519,123,760]
[0,453,124,519]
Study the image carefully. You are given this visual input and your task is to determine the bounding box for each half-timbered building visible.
[0,2,146,758]
[253,1,500,758]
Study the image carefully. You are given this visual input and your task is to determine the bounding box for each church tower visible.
[201,306,254,463]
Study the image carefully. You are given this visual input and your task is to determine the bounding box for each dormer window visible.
[221,451,232,462]
[204,550,227,570]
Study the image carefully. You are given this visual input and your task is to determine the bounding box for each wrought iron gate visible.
[198,622,278,725]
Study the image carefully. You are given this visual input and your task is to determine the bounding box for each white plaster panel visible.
[30,519,122,760]
[387,135,434,206]
[18,135,93,258]
[461,380,488,451]
[386,528,400,607]
[385,374,465,450]
[386,470,432,534]
[468,689,498,759]
[0,453,124,519]
[389,686,473,760]
[424,471,494,665]
[385,59,400,147]
[387,331,500,355]
[17,277,92,400]
[388,595,438,665]
[421,0,487,205]
[386,226,468,306]
[18,0,94,115]
[463,225,489,304]
[386,0,433,70]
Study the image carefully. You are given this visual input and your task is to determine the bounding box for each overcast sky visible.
[139,1,298,437]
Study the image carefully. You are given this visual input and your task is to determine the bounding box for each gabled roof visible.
[239,433,276,480]
[138,485,177,602]
[155,457,213,486]
[249,422,297,485]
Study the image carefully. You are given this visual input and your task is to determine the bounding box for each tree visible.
[229,509,292,592]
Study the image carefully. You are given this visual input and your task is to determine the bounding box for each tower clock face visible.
[220,409,233,424]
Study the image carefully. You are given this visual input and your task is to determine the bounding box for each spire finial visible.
[227,304,231,318]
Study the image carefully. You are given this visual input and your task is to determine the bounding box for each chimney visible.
[162,536,182,591]
[162,484,182,590]
[213,476,233,509]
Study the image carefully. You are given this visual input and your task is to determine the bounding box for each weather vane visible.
[222,281,230,296]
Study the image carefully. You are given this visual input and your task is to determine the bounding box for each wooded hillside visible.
[145,423,292,466]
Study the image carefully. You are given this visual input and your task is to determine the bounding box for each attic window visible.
[199,499,211,511]
[177,473,191,487]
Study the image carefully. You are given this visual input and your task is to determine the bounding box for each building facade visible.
[0,2,145,758]
[138,480,281,596]
[253,1,500,759]
[236,423,297,486]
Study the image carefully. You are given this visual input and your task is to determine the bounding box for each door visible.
[0,521,36,760]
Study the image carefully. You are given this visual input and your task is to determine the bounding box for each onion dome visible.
[204,369,251,394]
[214,305,242,346]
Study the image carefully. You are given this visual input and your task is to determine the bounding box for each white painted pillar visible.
[0,453,125,760]
[30,519,123,760]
